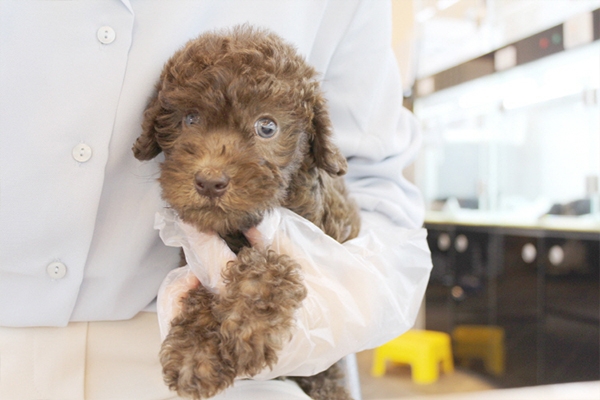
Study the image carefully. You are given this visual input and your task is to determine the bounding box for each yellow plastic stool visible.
[371,330,454,384]
[452,325,505,376]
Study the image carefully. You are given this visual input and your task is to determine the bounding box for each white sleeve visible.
[254,0,433,378]
[321,0,426,229]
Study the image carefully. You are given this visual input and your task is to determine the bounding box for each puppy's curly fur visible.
[133,25,361,399]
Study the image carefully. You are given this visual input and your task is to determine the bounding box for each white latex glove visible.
[154,206,432,379]
[247,208,432,379]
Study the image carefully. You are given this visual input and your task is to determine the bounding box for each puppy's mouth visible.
[179,201,266,237]
[159,146,287,238]
[166,171,283,237]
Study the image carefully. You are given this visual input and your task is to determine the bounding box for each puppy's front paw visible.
[160,285,236,399]
[218,247,307,376]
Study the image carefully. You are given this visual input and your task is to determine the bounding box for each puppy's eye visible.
[254,118,278,138]
[183,112,200,126]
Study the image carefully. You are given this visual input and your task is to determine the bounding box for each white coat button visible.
[72,144,92,163]
[47,262,67,280]
[97,26,116,44]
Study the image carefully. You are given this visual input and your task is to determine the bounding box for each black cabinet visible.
[425,220,599,388]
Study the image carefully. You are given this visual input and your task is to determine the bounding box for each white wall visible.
[414,0,600,77]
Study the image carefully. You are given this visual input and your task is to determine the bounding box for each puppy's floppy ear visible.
[132,90,163,161]
[310,92,348,176]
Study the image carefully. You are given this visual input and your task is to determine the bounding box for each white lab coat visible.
[0,0,431,374]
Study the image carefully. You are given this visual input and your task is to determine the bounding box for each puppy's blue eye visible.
[254,118,278,138]
[184,113,200,126]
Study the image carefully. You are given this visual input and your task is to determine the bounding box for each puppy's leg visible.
[217,247,307,376]
[160,284,236,399]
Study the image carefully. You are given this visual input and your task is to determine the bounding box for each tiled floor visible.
[356,349,497,400]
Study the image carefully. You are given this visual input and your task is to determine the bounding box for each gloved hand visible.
[154,206,432,379]
[155,210,236,340]
[156,266,199,341]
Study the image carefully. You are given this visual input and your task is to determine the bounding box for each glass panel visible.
[414,41,600,219]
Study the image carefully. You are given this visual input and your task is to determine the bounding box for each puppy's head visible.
[133,25,346,235]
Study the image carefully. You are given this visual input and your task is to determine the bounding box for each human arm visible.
[255,0,433,378]
[155,0,432,380]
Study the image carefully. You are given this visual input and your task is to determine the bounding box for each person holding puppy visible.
[0,1,432,399]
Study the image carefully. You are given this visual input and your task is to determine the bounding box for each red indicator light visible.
[539,37,549,49]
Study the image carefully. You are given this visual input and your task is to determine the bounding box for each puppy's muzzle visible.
[194,171,230,198]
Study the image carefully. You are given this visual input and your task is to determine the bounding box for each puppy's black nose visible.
[194,172,230,198]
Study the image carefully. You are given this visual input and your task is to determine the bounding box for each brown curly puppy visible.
[133,25,361,399]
